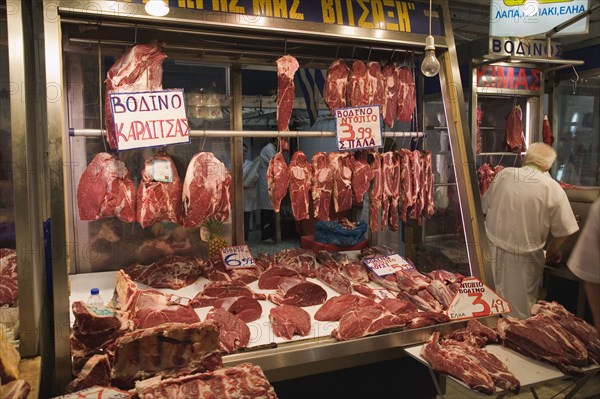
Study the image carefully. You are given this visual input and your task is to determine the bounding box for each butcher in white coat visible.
[482,143,579,319]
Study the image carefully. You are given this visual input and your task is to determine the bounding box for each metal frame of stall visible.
[35,0,488,393]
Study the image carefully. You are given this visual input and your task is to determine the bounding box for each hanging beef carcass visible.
[542,115,554,145]
[398,149,413,222]
[369,151,384,231]
[182,152,231,227]
[267,151,290,213]
[422,151,435,219]
[269,305,311,340]
[136,152,183,228]
[380,62,399,128]
[505,105,527,153]
[0,249,18,306]
[366,62,384,107]
[276,55,299,131]
[396,66,416,122]
[77,152,136,223]
[311,152,334,220]
[476,107,484,154]
[477,163,495,196]
[349,60,368,107]
[328,152,354,213]
[105,43,166,150]
[381,151,400,231]
[351,150,373,204]
[288,151,312,221]
[324,60,350,115]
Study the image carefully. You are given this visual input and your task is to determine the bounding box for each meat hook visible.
[134,25,138,45]
[97,21,107,153]
[367,47,372,62]
[570,65,579,94]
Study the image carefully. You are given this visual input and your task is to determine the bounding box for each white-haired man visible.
[482,142,579,319]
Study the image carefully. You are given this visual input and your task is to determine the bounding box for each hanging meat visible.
[408,150,424,222]
[136,152,183,228]
[477,163,495,196]
[369,151,383,231]
[422,151,435,219]
[182,152,231,227]
[542,115,554,145]
[267,151,290,213]
[288,151,312,221]
[311,152,334,221]
[0,249,17,306]
[104,43,166,150]
[276,55,299,132]
[349,60,368,107]
[324,60,350,115]
[351,150,373,204]
[505,105,527,153]
[328,152,354,213]
[396,66,416,122]
[381,152,401,232]
[398,149,414,223]
[476,107,484,154]
[77,152,136,223]
[366,62,384,107]
[380,62,399,128]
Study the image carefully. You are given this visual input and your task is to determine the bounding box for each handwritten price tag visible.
[335,105,382,151]
[446,277,511,320]
[220,245,256,269]
[363,254,415,277]
[52,386,130,398]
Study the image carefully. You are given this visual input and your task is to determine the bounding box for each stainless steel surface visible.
[7,0,45,358]
[69,128,425,139]
[438,1,490,283]
[231,65,244,245]
[223,316,499,382]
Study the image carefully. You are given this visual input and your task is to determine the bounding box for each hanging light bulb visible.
[421,35,440,77]
[145,0,169,17]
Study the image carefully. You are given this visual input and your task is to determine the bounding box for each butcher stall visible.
[0,0,581,397]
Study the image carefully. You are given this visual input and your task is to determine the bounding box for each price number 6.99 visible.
[224,253,255,268]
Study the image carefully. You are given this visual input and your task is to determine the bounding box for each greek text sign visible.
[109,89,190,150]
[476,66,542,91]
[489,37,562,58]
[335,105,383,151]
[363,253,414,277]
[446,277,511,320]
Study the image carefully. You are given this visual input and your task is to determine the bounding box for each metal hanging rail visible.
[477,152,524,156]
[69,128,425,139]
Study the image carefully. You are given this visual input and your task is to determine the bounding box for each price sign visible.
[363,254,415,277]
[446,277,511,320]
[52,386,130,399]
[371,288,397,301]
[335,105,382,151]
[152,159,173,182]
[220,245,256,269]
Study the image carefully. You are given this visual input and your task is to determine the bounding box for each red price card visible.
[446,277,511,320]
[220,245,256,270]
[363,254,415,277]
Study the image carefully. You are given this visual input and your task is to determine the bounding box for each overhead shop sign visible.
[476,65,542,91]
[109,89,190,151]
[489,37,562,59]
[131,0,444,36]
[490,0,590,37]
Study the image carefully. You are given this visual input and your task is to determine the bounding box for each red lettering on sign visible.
[496,66,514,89]
[468,292,491,317]
[477,66,489,87]
[515,68,529,90]
[530,69,541,90]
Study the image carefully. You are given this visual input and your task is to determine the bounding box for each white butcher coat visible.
[568,198,600,284]
[482,166,579,319]
[257,142,277,210]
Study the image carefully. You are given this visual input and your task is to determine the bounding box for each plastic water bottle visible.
[87,288,104,307]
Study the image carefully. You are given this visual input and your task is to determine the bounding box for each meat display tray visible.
[69,271,498,381]
[404,343,600,397]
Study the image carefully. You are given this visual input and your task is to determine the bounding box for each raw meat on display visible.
[477,163,495,196]
[360,245,396,258]
[349,60,368,107]
[267,152,290,213]
[426,269,465,285]
[65,354,111,393]
[406,311,449,329]
[71,326,126,353]
[396,66,416,122]
[366,61,384,107]
[258,266,303,290]
[315,294,382,321]
[71,301,130,335]
[395,267,431,295]
[352,284,376,299]
[497,315,589,376]
[381,151,401,231]
[268,279,327,307]
[182,152,232,227]
[114,270,140,313]
[369,152,383,231]
[77,152,136,223]
[315,264,352,294]
[332,306,408,341]
[270,305,311,340]
[275,248,318,278]
[422,151,435,219]
[530,300,600,364]
[130,289,200,329]
[425,279,455,309]
[368,271,400,293]
[199,256,230,282]
[0,380,31,399]
[476,107,484,153]
[351,150,373,203]
[379,297,418,315]
[135,363,278,399]
[505,105,527,153]
[228,267,260,285]
[380,62,398,128]
[398,149,414,222]
[136,152,183,228]
[542,115,554,145]
[0,248,18,306]
[447,319,499,348]
[105,43,166,150]
[136,236,194,263]
[191,280,266,307]
[328,152,354,213]
[125,255,200,289]
[209,296,262,323]
[311,152,334,221]
[111,321,222,388]
[276,55,299,131]
[409,151,425,223]
[205,307,250,353]
[288,151,312,221]
[343,261,369,284]
[324,60,350,114]
[398,289,444,313]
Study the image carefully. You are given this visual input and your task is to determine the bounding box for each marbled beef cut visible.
[205,307,250,353]
[211,296,262,323]
[269,305,311,340]
[268,279,327,307]
[311,152,334,221]
[369,152,384,231]
[0,248,18,306]
[505,105,526,153]
[332,306,408,341]
[396,66,416,122]
[380,62,398,128]
[349,60,368,106]
[288,151,312,221]
[366,61,384,107]
[276,55,299,131]
[315,294,382,321]
[267,152,289,213]
[328,152,354,213]
[258,266,303,290]
[324,60,350,115]
[125,255,200,289]
[351,150,373,203]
